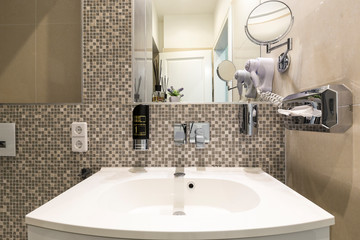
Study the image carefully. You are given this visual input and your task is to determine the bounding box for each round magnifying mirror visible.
[245,1,293,45]
[217,60,236,82]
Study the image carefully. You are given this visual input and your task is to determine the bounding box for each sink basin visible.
[98,178,260,215]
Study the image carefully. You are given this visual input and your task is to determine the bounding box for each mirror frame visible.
[244,0,294,46]
[216,60,236,82]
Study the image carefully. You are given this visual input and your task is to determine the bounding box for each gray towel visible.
[234,70,257,99]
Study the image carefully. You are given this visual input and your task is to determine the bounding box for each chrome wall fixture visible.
[189,123,210,149]
[239,104,258,136]
[174,123,210,149]
[272,38,292,73]
[174,123,187,145]
[281,84,353,133]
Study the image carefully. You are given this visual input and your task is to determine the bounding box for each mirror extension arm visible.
[266,38,292,54]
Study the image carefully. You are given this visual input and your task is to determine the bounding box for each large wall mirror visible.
[133,0,260,103]
[0,0,82,104]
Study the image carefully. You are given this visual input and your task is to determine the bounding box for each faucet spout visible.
[174,124,187,145]
[174,167,185,177]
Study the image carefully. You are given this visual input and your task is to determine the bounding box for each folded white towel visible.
[278,105,322,118]
[245,58,274,92]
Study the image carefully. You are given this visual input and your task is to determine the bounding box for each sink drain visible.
[188,181,195,189]
[173,211,186,216]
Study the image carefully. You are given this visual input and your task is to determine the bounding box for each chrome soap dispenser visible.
[133,105,149,150]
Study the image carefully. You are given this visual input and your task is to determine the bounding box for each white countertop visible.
[26,167,334,239]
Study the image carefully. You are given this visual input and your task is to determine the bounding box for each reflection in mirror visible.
[244,0,293,73]
[245,1,293,44]
[0,0,82,103]
[133,0,261,103]
[217,60,236,82]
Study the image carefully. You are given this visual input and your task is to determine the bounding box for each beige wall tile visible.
[36,0,81,25]
[286,107,360,240]
[264,0,360,104]
[0,25,36,103]
[0,0,82,103]
[353,106,360,186]
[275,1,360,238]
[0,0,35,25]
[36,24,82,103]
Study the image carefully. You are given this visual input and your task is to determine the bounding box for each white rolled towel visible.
[245,58,274,92]
[244,59,260,72]
[278,105,322,118]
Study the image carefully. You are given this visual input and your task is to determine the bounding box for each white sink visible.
[98,178,260,215]
[26,167,334,240]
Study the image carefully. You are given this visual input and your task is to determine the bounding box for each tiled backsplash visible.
[0,1,285,239]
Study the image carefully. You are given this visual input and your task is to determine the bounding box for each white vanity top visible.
[25,167,334,240]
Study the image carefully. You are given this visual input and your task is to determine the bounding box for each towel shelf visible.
[281,84,352,133]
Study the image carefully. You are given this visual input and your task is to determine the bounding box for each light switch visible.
[0,123,16,156]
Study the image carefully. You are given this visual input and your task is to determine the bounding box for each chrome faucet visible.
[174,166,185,177]
[173,124,186,177]
[174,123,187,145]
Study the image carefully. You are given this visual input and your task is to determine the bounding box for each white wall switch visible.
[0,123,16,156]
[71,122,88,152]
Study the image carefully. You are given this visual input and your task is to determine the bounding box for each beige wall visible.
[163,14,214,49]
[231,0,260,101]
[213,0,231,41]
[0,0,81,103]
[152,2,160,49]
[264,0,360,239]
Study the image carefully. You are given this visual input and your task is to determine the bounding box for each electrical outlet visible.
[72,137,88,152]
[72,122,87,137]
[71,122,88,152]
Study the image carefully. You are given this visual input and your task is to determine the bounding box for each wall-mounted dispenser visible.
[280,84,352,133]
[239,104,258,136]
[133,105,149,150]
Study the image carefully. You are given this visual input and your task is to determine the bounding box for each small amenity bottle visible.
[152,85,164,102]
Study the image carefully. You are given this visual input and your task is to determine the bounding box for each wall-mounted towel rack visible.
[281,84,352,133]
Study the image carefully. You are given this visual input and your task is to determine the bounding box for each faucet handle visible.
[190,122,210,149]
[174,123,187,145]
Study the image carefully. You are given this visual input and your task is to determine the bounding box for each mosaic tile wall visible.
[0,1,285,239]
